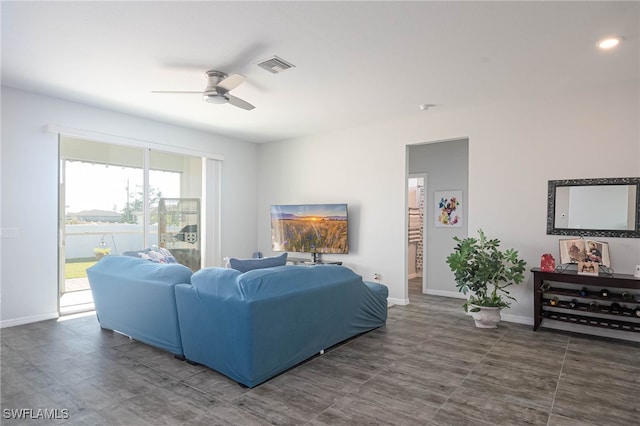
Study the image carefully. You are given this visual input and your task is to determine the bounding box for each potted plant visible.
[93,246,111,260]
[94,238,111,260]
[446,229,527,328]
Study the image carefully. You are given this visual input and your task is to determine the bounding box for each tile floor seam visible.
[546,336,570,426]
[225,348,363,426]
[429,328,509,424]
[302,349,409,426]
[174,365,203,383]
[224,387,267,420]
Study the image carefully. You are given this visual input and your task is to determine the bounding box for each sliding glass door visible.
[150,151,203,271]
[58,136,205,315]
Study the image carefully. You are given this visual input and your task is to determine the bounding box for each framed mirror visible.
[547,177,640,238]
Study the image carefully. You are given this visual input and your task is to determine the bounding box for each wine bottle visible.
[633,306,640,318]
[579,287,588,297]
[600,289,609,298]
[589,301,599,311]
[540,283,551,292]
[549,297,559,307]
[569,299,578,309]
[610,302,622,314]
[621,292,632,301]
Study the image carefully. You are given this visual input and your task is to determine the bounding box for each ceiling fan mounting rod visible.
[204,70,227,93]
[205,70,228,81]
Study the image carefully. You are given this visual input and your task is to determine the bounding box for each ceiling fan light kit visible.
[153,69,255,110]
[203,93,228,104]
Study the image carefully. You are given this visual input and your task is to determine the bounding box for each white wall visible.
[0,86,259,326]
[3,80,638,329]
[257,80,640,320]
[257,129,409,303]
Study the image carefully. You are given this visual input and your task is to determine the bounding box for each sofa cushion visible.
[229,253,288,273]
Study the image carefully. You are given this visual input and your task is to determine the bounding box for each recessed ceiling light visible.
[597,37,622,50]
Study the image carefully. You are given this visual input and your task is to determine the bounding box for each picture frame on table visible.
[558,238,610,267]
[577,261,599,276]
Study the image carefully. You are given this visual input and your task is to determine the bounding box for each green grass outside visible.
[65,259,98,279]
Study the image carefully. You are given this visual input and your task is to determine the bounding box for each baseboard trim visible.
[420,291,534,326]
[500,313,533,326]
[424,289,467,299]
[388,297,409,306]
[1,312,59,328]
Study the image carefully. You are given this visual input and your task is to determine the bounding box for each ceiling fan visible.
[152,70,255,110]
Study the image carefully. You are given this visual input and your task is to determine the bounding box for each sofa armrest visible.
[87,255,192,356]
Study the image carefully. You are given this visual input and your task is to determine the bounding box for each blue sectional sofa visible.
[86,256,388,387]
[86,255,193,357]
[175,265,388,387]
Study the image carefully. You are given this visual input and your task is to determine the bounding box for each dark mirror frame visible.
[547,177,640,238]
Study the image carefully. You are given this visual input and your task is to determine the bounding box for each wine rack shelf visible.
[542,298,639,316]
[540,311,640,332]
[532,267,640,336]
[543,287,640,303]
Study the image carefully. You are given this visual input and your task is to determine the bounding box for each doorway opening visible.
[407,173,427,298]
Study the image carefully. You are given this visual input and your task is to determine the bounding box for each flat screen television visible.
[270,204,348,257]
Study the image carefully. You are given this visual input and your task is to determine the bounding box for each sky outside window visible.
[65,161,180,213]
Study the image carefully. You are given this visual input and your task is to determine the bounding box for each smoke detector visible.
[419,104,436,111]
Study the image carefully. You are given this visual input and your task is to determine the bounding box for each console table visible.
[531,267,640,334]
[287,257,343,266]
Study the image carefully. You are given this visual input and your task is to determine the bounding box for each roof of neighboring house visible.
[68,209,121,217]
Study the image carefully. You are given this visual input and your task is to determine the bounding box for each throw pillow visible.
[128,247,177,264]
[191,267,241,289]
[228,253,288,273]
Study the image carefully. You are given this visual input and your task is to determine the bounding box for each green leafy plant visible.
[446,229,526,312]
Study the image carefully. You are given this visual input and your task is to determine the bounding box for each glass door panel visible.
[150,151,202,271]
[59,137,145,314]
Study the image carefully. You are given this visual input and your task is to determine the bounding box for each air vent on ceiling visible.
[257,56,295,74]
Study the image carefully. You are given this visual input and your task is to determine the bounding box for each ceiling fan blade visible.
[217,73,246,91]
[151,90,202,94]
[227,94,255,110]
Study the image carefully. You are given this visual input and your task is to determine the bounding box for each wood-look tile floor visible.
[2,280,639,425]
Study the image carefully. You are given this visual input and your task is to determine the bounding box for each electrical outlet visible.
[0,227,19,239]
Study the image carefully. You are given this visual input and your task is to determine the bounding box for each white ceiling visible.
[2,1,638,144]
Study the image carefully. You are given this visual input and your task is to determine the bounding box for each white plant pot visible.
[468,305,501,328]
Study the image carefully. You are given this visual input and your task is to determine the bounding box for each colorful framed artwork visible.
[435,190,462,228]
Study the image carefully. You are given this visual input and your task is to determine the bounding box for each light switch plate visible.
[0,227,20,239]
